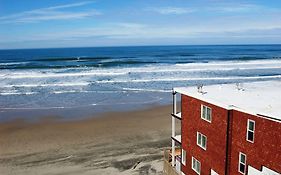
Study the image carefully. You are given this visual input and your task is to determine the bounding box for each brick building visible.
[165,82,281,175]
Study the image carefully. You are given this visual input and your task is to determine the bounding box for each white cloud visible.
[114,22,147,29]
[7,21,281,43]
[46,1,93,10]
[0,1,101,24]
[207,3,262,12]
[1,22,281,48]
[145,3,262,15]
[146,7,195,15]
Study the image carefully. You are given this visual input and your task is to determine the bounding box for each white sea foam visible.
[122,88,170,92]
[135,59,281,73]
[0,59,281,97]
[51,90,127,94]
[110,59,281,74]
[0,92,38,96]
[0,59,280,79]
[1,82,90,88]
[52,90,80,94]
[1,106,66,110]
[123,65,281,74]
[0,62,29,66]
[175,59,281,67]
[0,89,127,96]
[0,71,126,79]
[96,75,281,83]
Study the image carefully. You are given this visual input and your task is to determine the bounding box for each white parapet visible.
[174,81,281,122]
[248,166,264,175]
[248,165,280,175]
[262,167,280,175]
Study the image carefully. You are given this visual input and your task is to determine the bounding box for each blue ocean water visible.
[0,45,281,121]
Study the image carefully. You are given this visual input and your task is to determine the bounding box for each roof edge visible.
[173,87,281,123]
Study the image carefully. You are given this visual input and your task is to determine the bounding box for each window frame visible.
[238,152,246,174]
[197,132,207,150]
[201,105,212,123]
[246,119,255,143]
[182,149,186,165]
[192,156,201,174]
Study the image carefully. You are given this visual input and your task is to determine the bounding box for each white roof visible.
[174,80,281,121]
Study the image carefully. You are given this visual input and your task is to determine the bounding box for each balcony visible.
[172,112,182,120]
[163,148,182,175]
[171,90,182,142]
[172,135,181,144]
[171,89,182,170]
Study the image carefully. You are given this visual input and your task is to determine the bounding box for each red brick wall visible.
[181,95,229,175]
[229,110,281,174]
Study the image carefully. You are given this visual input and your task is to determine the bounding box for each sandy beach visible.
[1,0,280,174]
[0,105,174,175]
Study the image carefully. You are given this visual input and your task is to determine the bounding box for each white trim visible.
[173,91,177,114]
[172,140,175,167]
[238,152,247,174]
[246,119,255,143]
[192,156,201,175]
[197,132,207,150]
[182,149,186,165]
[201,105,212,123]
[174,87,229,109]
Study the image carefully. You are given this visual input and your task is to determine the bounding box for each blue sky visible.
[0,0,281,49]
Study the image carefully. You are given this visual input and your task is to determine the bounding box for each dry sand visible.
[0,105,173,175]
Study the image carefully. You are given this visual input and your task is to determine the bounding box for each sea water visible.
[0,45,281,121]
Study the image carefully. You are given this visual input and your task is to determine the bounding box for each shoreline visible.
[0,104,173,175]
[0,92,172,123]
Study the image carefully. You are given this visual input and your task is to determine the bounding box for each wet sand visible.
[0,105,173,175]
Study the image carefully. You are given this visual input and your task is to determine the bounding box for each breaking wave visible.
[1,45,281,119]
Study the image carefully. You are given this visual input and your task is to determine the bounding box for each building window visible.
[197,132,207,150]
[247,119,255,143]
[201,105,212,122]
[192,157,201,174]
[182,149,186,165]
[238,152,246,174]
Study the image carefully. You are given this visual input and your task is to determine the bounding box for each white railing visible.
[172,90,182,167]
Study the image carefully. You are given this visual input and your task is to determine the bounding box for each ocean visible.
[0,45,281,121]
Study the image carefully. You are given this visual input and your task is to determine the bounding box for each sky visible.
[0,0,281,49]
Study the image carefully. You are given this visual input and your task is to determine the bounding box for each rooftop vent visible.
[197,84,207,94]
[235,83,245,91]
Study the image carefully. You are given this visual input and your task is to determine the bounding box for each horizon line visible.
[1,43,281,51]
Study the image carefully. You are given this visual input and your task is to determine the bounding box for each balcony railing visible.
[172,112,182,120]
[163,149,182,175]
[172,135,182,144]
